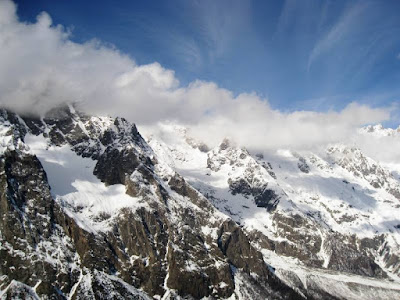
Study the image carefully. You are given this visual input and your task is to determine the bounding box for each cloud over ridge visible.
[0,0,393,151]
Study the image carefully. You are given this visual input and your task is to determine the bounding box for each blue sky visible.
[14,0,400,124]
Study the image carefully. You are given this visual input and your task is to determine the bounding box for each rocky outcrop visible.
[70,270,149,300]
[325,234,386,278]
[218,220,304,300]
[206,140,283,211]
[251,212,391,279]
[298,157,310,173]
[253,213,324,268]
[0,149,80,299]
[328,145,400,200]
[228,178,280,211]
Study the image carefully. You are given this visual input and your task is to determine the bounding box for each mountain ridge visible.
[0,107,304,299]
[0,106,399,299]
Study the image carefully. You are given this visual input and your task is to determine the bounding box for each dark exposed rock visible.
[254,213,389,278]
[298,157,310,173]
[326,234,387,278]
[168,173,214,211]
[21,117,44,136]
[254,189,280,210]
[219,138,231,151]
[0,151,54,244]
[261,161,277,179]
[94,147,142,185]
[218,220,270,278]
[197,143,209,153]
[166,240,232,298]
[168,173,194,198]
[185,136,210,153]
[0,150,80,299]
[228,178,280,211]
[228,178,252,196]
[0,110,27,142]
[218,220,305,299]
[254,213,323,268]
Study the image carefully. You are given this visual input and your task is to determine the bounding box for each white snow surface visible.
[25,134,148,233]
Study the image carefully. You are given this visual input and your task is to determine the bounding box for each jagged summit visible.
[360,123,400,137]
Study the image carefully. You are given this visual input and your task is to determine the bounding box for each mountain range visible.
[0,106,400,299]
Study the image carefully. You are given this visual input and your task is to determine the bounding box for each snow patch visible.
[25,134,148,232]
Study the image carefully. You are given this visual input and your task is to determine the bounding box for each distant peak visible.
[359,123,399,137]
[368,124,383,131]
[219,138,231,150]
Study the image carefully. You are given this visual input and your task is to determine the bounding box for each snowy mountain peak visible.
[360,123,400,137]
[327,144,400,199]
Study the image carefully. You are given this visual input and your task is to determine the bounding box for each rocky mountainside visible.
[143,122,400,299]
[0,106,400,299]
[0,107,306,299]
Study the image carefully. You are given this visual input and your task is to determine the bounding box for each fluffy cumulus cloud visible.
[0,0,394,152]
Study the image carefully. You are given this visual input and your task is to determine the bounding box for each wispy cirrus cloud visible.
[307,2,368,71]
[110,0,252,73]
[276,0,323,38]
[181,0,253,62]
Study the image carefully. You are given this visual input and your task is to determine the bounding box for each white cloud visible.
[354,132,400,168]
[0,0,394,152]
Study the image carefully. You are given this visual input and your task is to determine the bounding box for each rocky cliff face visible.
[0,107,308,299]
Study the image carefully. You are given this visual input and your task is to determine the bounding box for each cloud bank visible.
[0,0,394,152]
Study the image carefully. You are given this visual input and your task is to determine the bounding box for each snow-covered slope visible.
[25,134,149,233]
